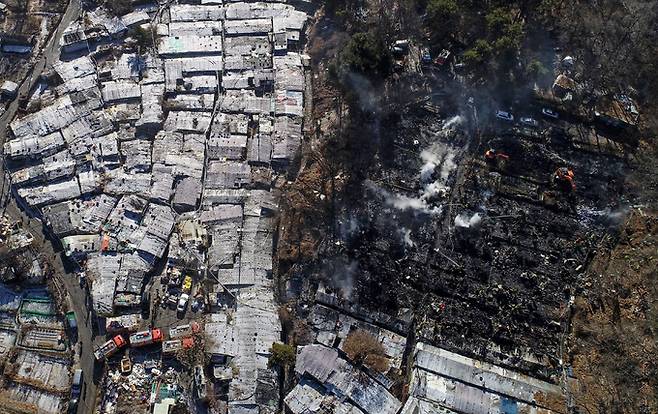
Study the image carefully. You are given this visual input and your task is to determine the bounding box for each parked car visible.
[77,271,86,288]
[191,297,204,313]
[177,293,190,313]
[69,369,82,413]
[495,110,514,122]
[391,39,409,56]
[420,48,432,64]
[434,49,451,66]
[66,311,78,333]
[167,294,178,309]
[181,275,192,293]
[194,365,208,400]
[542,108,559,119]
[520,117,539,128]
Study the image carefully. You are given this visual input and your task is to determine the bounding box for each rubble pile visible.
[100,363,183,413]
[281,65,635,412]
[0,215,44,284]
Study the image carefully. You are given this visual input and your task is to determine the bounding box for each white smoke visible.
[325,259,358,300]
[337,215,360,241]
[365,145,457,215]
[454,212,482,228]
[442,115,464,130]
[365,181,441,214]
[390,194,430,211]
[364,115,462,215]
[576,205,630,226]
[419,143,457,202]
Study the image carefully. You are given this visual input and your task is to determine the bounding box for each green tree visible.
[463,39,492,66]
[485,7,514,38]
[268,343,296,369]
[426,0,459,39]
[336,31,391,80]
[325,0,347,17]
[493,35,519,57]
[525,59,548,80]
[486,8,524,52]
[131,26,155,51]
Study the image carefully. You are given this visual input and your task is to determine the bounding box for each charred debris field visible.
[275,1,658,411]
[280,92,630,376]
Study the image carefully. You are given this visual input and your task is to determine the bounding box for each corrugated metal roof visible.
[409,343,566,414]
[223,36,271,56]
[205,161,251,189]
[164,111,212,133]
[54,56,96,81]
[294,344,402,414]
[158,35,223,56]
[224,19,272,36]
[200,204,243,224]
[3,131,65,159]
[172,177,201,209]
[18,177,81,207]
[101,80,141,103]
[169,4,225,22]
[168,21,222,36]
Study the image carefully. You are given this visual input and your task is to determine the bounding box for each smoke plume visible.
[454,212,482,228]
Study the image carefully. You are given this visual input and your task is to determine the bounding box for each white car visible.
[520,117,539,128]
[194,365,207,400]
[542,108,559,119]
[177,293,189,313]
[495,110,514,122]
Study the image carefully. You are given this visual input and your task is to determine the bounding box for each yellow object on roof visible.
[182,275,192,293]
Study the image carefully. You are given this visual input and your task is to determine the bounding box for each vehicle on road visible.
[129,328,163,347]
[66,311,77,333]
[391,39,409,57]
[182,275,192,293]
[421,48,432,64]
[434,49,450,66]
[520,117,539,128]
[194,365,208,400]
[177,293,190,313]
[167,293,178,309]
[120,353,132,374]
[94,335,126,360]
[77,271,86,288]
[495,110,514,122]
[542,108,559,119]
[69,368,82,413]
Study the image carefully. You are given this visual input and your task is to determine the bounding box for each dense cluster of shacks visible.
[0,285,72,413]
[4,0,308,412]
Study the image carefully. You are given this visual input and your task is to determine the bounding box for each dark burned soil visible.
[277,8,648,395]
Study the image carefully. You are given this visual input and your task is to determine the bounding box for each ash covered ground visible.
[279,62,633,382]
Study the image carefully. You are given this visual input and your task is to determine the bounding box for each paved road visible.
[0,1,100,413]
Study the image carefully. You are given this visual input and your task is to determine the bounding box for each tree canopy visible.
[268,343,296,369]
[426,0,459,39]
